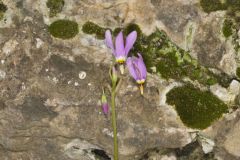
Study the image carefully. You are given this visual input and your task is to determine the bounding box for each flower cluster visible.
[100,29,147,159]
[105,30,147,90]
[100,29,147,115]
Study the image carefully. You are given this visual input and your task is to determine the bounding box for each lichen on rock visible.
[166,84,228,129]
[48,19,79,39]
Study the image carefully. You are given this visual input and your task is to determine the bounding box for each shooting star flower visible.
[105,30,137,74]
[127,53,147,95]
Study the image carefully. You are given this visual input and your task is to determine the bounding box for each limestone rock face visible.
[151,0,237,73]
[203,110,240,160]
[0,0,239,160]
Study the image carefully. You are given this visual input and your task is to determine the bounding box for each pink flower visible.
[127,53,147,95]
[105,30,137,64]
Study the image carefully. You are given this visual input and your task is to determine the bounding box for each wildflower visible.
[105,30,137,74]
[101,91,109,115]
[127,53,147,95]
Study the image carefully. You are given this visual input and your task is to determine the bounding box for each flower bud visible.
[111,66,118,84]
[101,93,109,115]
[102,103,109,115]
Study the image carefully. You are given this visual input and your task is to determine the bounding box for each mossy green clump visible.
[200,0,226,13]
[46,0,64,17]
[82,21,108,40]
[0,2,7,21]
[123,23,142,36]
[48,20,79,39]
[166,85,228,129]
[237,67,240,78]
[222,19,233,38]
[200,0,240,14]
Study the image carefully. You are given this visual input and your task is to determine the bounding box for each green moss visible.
[82,21,108,40]
[226,0,240,12]
[0,2,7,21]
[237,67,240,78]
[123,23,142,36]
[224,0,240,51]
[222,19,233,38]
[113,27,122,37]
[46,0,64,17]
[199,0,240,14]
[200,0,226,13]
[200,0,240,50]
[48,20,79,39]
[131,29,228,86]
[82,21,232,87]
[166,85,228,129]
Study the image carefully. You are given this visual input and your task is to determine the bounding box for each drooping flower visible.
[127,53,147,95]
[105,30,137,74]
[101,92,109,115]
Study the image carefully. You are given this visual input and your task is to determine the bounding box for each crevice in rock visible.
[175,141,215,160]
[91,149,111,160]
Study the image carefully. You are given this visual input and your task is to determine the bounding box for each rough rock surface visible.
[203,109,240,160]
[0,0,239,159]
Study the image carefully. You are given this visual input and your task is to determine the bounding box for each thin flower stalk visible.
[110,66,119,160]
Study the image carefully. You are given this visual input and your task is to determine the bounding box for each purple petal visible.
[115,31,125,58]
[105,30,115,53]
[102,103,109,115]
[125,31,137,56]
[127,57,138,81]
[137,53,147,79]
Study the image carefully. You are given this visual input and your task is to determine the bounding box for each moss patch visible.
[237,67,240,78]
[48,20,79,39]
[46,0,64,17]
[222,19,233,38]
[0,2,7,21]
[82,22,233,87]
[126,26,232,87]
[222,0,240,50]
[166,85,228,129]
[200,0,226,13]
[82,21,108,40]
[199,0,240,50]
[200,0,240,15]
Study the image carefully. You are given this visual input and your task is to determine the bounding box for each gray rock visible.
[151,0,238,74]
[0,2,192,159]
[0,0,239,159]
[203,109,240,160]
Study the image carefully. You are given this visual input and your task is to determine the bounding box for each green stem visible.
[111,84,118,160]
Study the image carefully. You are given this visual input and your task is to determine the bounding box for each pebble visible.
[79,71,86,79]
[0,70,6,80]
